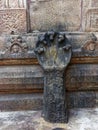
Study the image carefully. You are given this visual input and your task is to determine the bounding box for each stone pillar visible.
[35,31,72,123]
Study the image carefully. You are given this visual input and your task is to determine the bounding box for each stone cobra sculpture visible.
[35,31,72,123]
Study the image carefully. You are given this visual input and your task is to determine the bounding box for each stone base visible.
[0,109,97,130]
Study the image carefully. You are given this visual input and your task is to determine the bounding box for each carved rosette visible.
[35,31,72,123]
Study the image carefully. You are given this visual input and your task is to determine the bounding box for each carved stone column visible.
[35,31,72,123]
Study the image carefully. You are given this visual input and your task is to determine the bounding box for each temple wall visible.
[0,0,98,33]
[0,0,98,109]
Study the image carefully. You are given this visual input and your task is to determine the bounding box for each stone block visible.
[67,92,96,108]
[0,65,43,93]
[66,64,98,91]
[0,9,27,34]
[0,94,43,111]
[91,0,98,7]
[82,0,98,31]
[30,0,81,31]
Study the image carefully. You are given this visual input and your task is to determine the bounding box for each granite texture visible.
[0,109,97,130]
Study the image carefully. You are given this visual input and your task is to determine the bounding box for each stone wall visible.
[29,0,98,32]
[0,0,98,109]
[30,0,81,31]
[0,0,98,34]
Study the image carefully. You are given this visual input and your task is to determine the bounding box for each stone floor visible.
[0,108,97,130]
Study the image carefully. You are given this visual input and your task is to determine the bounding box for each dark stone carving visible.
[35,31,72,123]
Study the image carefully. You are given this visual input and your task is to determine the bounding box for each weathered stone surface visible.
[0,94,43,111]
[30,0,81,31]
[0,92,96,111]
[0,0,26,8]
[0,9,27,34]
[0,63,97,93]
[0,109,97,130]
[67,92,96,108]
[0,34,38,59]
[0,32,97,59]
[66,64,98,91]
[0,0,27,34]
[82,0,98,32]
[85,9,98,32]
[35,31,72,123]
[0,33,98,94]
[0,65,43,92]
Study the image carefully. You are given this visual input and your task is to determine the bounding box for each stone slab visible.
[30,0,81,31]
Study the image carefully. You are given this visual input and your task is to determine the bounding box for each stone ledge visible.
[0,92,97,111]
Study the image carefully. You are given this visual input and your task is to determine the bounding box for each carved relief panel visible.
[0,0,27,34]
[82,0,98,31]
[86,9,98,32]
[0,9,27,34]
[5,36,28,54]
[91,0,98,7]
[4,0,26,8]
